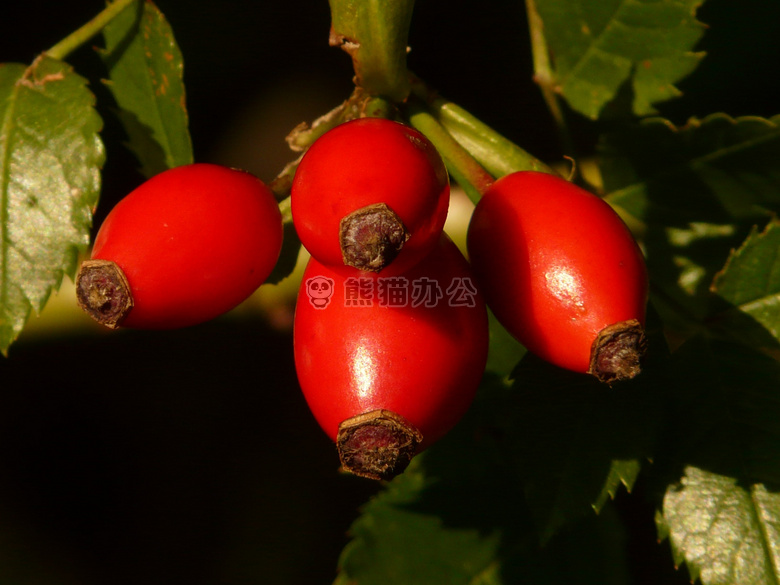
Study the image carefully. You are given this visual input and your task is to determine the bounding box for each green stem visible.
[360,94,395,119]
[524,0,575,158]
[404,97,494,205]
[46,0,139,61]
[269,156,299,225]
[433,98,554,176]
[286,102,350,153]
[286,89,397,153]
[410,77,554,177]
[273,90,398,227]
[328,0,415,101]
[277,196,292,225]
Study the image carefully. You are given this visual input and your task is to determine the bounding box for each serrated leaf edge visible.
[0,56,103,353]
[657,467,780,585]
[710,219,780,294]
[98,0,192,172]
[551,0,707,118]
[604,113,780,212]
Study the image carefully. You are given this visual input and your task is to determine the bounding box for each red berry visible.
[291,118,449,274]
[466,171,648,383]
[294,234,488,480]
[76,163,283,329]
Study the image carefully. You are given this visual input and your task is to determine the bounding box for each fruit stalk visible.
[405,97,494,204]
[409,76,554,177]
[524,0,575,156]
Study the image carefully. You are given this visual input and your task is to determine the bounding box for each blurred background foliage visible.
[1,0,779,583]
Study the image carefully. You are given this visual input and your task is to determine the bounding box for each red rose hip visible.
[467,171,648,383]
[291,117,450,274]
[294,234,488,480]
[76,163,283,329]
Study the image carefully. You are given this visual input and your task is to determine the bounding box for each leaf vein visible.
[749,485,780,585]
[605,116,780,214]
[561,36,629,90]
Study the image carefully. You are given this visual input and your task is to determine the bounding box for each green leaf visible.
[600,114,780,329]
[335,376,525,585]
[507,347,663,542]
[710,220,780,348]
[99,0,192,177]
[534,0,705,119]
[656,338,780,585]
[336,375,634,585]
[337,467,507,585]
[0,56,104,354]
[265,222,301,286]
[602,115,780,225]
[658,467,780,585]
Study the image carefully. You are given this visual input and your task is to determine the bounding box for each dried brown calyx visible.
[339,203,410,272]
[337,409,423,481]
[588,319,647,384]
[75,259,133,329]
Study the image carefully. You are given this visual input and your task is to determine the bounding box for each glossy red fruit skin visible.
[294,234,488,450]
[90,163,283,329]
[467,171,648,375]
[290,117,450,275]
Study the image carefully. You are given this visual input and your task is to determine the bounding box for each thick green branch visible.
[328,0,415,101]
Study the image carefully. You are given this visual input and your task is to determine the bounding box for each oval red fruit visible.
[294,234,488,479]
[467,171,648,383]
[77,163,283,329]
[291,117,450,274]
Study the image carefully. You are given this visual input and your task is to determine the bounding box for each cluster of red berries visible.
[290,118,489,480]
[76,117,648,481]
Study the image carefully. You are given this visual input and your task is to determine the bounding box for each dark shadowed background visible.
[1,0,779,583]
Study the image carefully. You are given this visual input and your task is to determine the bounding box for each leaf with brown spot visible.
[99,0,192,177]
[0,56,104,354]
